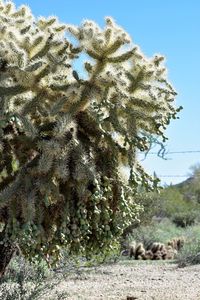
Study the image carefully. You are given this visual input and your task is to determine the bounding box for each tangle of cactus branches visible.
[0,0,181,268]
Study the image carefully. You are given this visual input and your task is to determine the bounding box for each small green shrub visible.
[172,211,197,227]
[176,224,200,266]
[177,239,200,267]
[1,256,50,284]
[0,256,52,300]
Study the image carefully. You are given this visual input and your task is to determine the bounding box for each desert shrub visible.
[176,164,200,204]
[172,211,197,227]
[134,191,163,225]
[0,255,72,300]
[0,279,66,300]
[0,260,50,300]
[136,185,199,227]
[1,256,50,284]
[177,238,200,267]
[160,187,185,217]
[0,281,37,300]
[158,187,197,217]
[0,255,51,300]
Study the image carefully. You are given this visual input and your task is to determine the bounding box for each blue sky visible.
[13,0,200,185]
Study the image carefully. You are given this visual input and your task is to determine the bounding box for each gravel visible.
[44,260,200,300]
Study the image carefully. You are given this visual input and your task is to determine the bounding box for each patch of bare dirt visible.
[43,260,200,300]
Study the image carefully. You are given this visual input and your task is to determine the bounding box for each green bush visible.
[0,256,51,300]
[177,238,200,267]
[1,256,50,284]
[135,191,163,225]
[172,211,197,227]
[140,186,200,226]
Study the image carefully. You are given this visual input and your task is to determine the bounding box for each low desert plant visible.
[0,255,52,300]
[176,225,200,266]
[177,239,200,267]
[172,211,197,227]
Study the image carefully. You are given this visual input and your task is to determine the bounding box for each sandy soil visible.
[42,260,200,300]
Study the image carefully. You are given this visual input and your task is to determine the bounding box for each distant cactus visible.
[168,238,185,251]
[144,250,154,260]
[126,237,184,260]
[134,243,146,260]
[165,245,177,259]
[129,241,136,258]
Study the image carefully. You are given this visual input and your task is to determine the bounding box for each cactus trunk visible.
[0,230,15,278]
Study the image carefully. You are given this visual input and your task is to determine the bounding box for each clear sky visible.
[13,0,200,185]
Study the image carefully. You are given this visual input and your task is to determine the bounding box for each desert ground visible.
[39,260,200,300]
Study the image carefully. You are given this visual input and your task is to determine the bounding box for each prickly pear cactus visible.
[0,1,180,263]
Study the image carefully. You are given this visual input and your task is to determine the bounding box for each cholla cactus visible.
[0,1,181,273]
